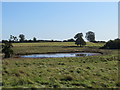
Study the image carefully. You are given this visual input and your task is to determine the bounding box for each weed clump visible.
[60,75,73,81]
[58,62,65,65]
[86,66,91,70]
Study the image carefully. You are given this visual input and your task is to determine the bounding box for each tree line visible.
[2,34,62,43]
[2,31,101,43]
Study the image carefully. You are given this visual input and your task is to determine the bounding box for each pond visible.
[21,52,101,58]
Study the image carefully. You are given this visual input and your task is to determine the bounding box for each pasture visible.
[12,42,104,55]
[2,42,119,88]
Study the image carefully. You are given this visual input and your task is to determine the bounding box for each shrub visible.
[2,41,13,58]
[100,38,120,49]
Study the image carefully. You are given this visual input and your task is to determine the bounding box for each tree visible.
[63,38,75,42]
[74,33,83,39]
[2,41,13,58]
[9,35,13,42]
[74,33,86,47]
[100,38,120,49]
[19,34,25,42]
[85,31,95,42]
[33,37,37,42]
[13,36,18,42]
[9,35,18,42]
[67,38,75,42]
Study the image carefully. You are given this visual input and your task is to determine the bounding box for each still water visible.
[21,52,100,58]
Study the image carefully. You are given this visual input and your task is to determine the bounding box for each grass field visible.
[12,42,105,55]
[2,42,119,88]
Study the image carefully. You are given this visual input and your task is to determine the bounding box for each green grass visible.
[2,55,119,88]
[12,42,104,47]
[12,42,75,47]
[12,42,105,55]
[2,42,119,88]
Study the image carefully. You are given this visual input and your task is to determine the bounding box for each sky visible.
[2,2,118,41]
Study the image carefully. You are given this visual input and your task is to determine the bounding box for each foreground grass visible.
[2,42,119,88]
[2,54,119,88]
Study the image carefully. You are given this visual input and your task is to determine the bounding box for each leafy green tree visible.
[85,31,95,42]
[74,33,86,47]
[33,37,37,42]
[19,34,25,42]
[2,41,13,58]
[74,33,83,39]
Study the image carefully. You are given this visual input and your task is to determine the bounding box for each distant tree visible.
[2,40,8,43]
[74,33,86,47]
[85,31,95,42]
[9,35,13,42]
[33,37,37,42]
[67,38,75,42]
[28,39,32,42]
[19,34,25,42]
[63,40,67,42]
[63,38,75,42]
[13,36,18,41]
[92,41,106,43]
[9,35,18,42]
[2,41,13,58]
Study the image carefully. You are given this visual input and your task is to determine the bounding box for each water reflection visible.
[21,52,100,58]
